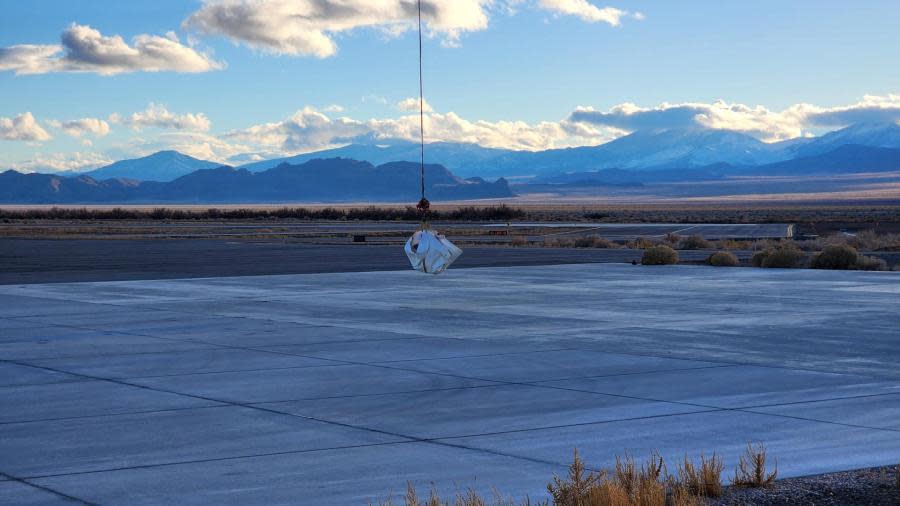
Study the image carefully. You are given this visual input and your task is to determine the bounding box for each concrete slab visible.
[1,405,405,477]
[436,409,900,480]
[259,383,710,440]
[749,394,900,431]
[30,348,337,379]
[0,481,75,505]
[0,379,220,424]
[129,363,496,404]
[1,263,899,504]
[542,365,900,409]
[0,362,81,387]
[29,441,559,506]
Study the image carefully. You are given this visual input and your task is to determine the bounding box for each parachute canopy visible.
[404,229,462,274]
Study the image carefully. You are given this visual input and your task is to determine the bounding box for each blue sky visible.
[2,0,899,172]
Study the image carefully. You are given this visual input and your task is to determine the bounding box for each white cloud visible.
[569,95,900,142]
[323,104,345,113]
[0,112,52,142]
[0,24,223,75]
[119,104,212,132]
[397,97,433,113]
[10,151,111,173]
[184,0,493,58]
[47,117,111,138]
[538,0,629,26]
[224,106,615,156]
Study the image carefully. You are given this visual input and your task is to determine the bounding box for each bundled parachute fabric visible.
[404,229,463,274]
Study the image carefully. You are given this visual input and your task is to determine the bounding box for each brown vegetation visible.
[731,443,778,488]
[706,251,740,267]
[642,245,679,265]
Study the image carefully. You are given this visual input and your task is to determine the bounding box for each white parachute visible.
[404,229,462,274]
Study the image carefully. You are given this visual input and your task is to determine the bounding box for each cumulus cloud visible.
[0,112,52,142]
[397,97,433,112]
[0,24,223,75]
[569,95,900,142]
[47,117,111,138]
[10,151,112,173]
[537,0,630,26]
[802,94,900,127]
[224,105,614,156]
[117,104,212,132]
[185,0,493,57]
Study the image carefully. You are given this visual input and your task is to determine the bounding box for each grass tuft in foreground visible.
[731,442,778,488]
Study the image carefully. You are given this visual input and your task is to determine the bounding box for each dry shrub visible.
[573,235,617,248]
[627,237,656,249]
[810,244,859,269]
[678,235,712,250]
[809,244,888,271]
[731,442,777,488]
[719,239,751,250]
[641,245,679,265]
[510,236,529,247]
[664,233,681,245]
[855,255,888,271]
[677,454,723,498]
[548,450,601,505]
[751,244,805,268]
[706,251,740,267]
[396,483,545,506]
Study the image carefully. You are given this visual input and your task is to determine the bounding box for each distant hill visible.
[244,128,782,179]
[746,144,900,176]
[240,139,517,178]
[0,158,512,204]
[787,122,900,159]
[85,151,221,182]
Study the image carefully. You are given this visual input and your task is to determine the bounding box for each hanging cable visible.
[415,0,430,221]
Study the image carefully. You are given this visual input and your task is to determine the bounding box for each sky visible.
[2,0,900,172]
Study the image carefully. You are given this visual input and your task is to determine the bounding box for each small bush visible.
[731,442,777,488]
[627,237,656,249]
[855,255,888,271]
[679,234,712,250]
[664,233,681,245]
[510,236,528,247]
[642,245,679,265]
[547,449,600,505]
[752,244,805,268]
[810,244,859,270]
[706,251,740,267]
[678,454,724,498]
[571,235,617,248]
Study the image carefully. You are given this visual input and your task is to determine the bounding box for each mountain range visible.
[0,159,512,204]
[237,122,900,179]
[5,121,900,203]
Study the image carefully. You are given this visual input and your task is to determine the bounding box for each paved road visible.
[0,239,721,285]
[1,222,793,241]
[1,265,898,504]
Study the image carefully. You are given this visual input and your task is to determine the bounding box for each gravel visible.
[712,465,900,505]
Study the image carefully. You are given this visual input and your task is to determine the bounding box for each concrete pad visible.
[0,481,74,505]
[542,365,900,409]
[30,348,337,379]
[1,263,899,504]
[0,380,220,423]
[29,441,559,506]
[437,410,900,479]
[130,363,496,404]
[749,393,900,431]
[394,349,722,383]
[263,336,573,363]
[0,362,81,387]
[1,405,404,477]
[260,383,709,439]
[0,328,214,360]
